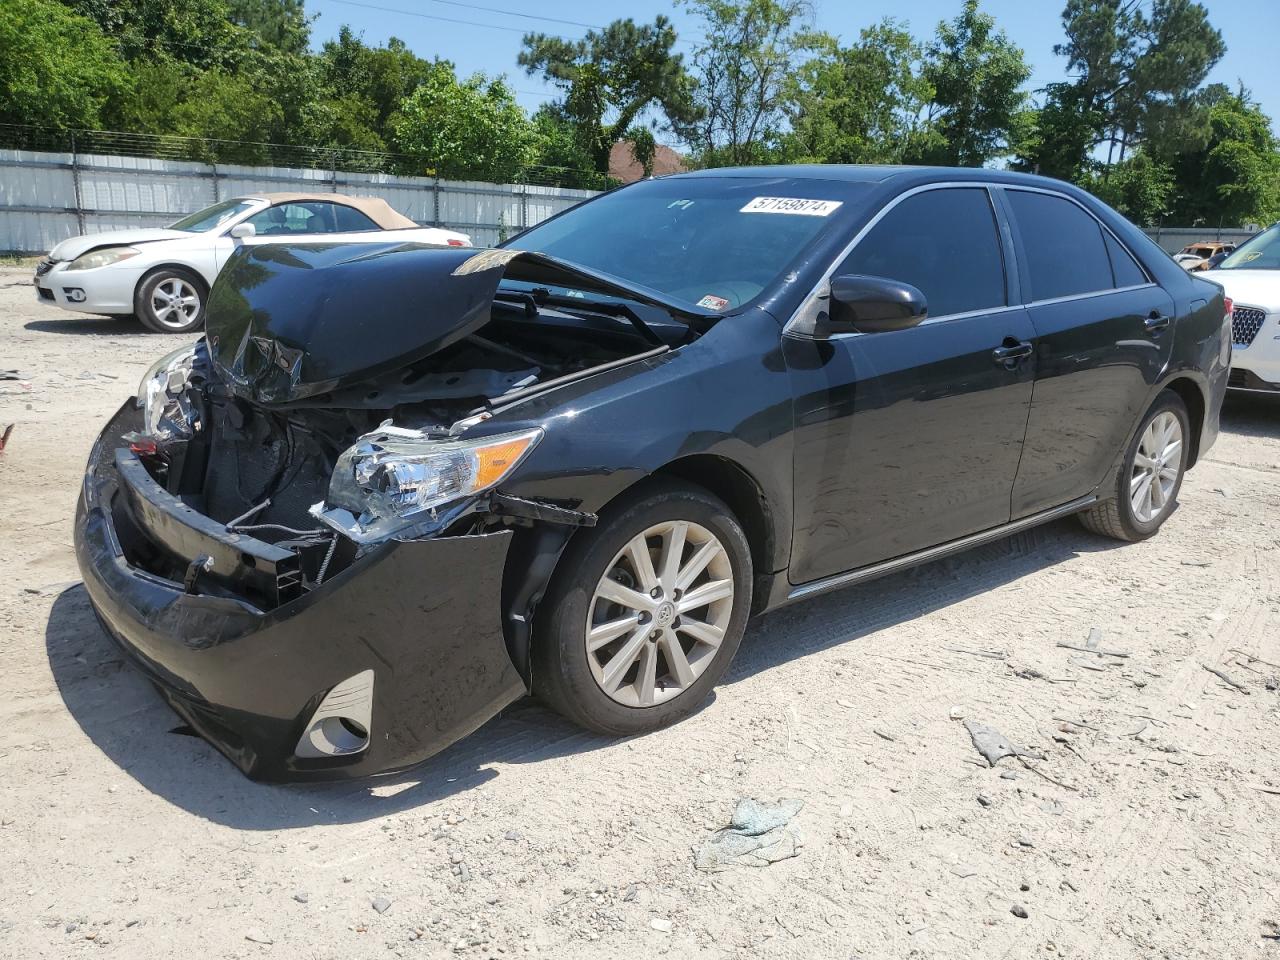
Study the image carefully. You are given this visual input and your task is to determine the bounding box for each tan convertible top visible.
[242,192,418,229]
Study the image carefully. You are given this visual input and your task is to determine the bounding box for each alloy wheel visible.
[586,520,734,708]
[1130,411,1183,523]
[149,277,201,330]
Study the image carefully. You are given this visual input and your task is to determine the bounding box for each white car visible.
[1206,223,1280,393]
[33,193,470,333]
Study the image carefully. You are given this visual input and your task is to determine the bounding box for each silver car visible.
[34,193,469,333]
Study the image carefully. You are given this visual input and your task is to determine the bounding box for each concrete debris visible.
[650,918,673,933]
[371,897,392,914]
[693,798,803,872]
[1011,905,1029,919]
[963,720,1045,767]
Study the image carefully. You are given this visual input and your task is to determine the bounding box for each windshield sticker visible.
[696,294,730,310]
[740,196,843,216]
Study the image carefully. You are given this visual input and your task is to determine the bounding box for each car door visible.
[1000,187,1176,518]
[785,185,1039,585]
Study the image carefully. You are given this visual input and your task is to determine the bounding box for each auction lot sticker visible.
[740,196,843,216]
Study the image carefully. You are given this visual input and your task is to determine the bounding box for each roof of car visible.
[235,192,418,230]
[672,164,1084,191]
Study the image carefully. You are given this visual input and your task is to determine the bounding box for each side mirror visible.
[823,274,927,335]
[229,223,256,239]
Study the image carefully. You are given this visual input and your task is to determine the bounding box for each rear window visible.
[504,177,867,311]
[1008,191,1113,301]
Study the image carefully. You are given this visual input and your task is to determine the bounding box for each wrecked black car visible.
[75,167,1228,780]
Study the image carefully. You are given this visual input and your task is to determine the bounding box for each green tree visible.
[0,0,131,129]
[226,0,311,57]
[1165,88,1280,227]
[519,16,696,174]
[1053,0,1225,169]
[1084,151,1175,224]
[1011,81,1104,180]
[317,28,442,145]
[910,0,1030,167]
[783,19,939,164]
[678,0,822,166]
[392,67,536,182]
[59,0,252,69]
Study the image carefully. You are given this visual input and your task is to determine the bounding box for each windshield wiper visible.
[529,288,666,346]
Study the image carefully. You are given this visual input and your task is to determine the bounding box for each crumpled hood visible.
[49,229,195,261]
[204,241,713,407]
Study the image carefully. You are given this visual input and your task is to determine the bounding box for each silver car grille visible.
[1233,306,1266,346]
[34,258,54,278]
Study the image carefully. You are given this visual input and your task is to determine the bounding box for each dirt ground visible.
[2,263,1279,959]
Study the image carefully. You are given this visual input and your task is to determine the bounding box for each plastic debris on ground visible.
[693,798,804,872]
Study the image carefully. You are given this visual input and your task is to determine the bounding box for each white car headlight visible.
[65,246,141,271]
[314,424,543,543]
[135,345,199,439]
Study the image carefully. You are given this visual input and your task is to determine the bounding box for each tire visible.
[135,267,207,334]
[1079,390,1190,542]
[533,480,753,737]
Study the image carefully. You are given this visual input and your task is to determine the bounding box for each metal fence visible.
[0,148,600,253]
[1141,224,1263,255]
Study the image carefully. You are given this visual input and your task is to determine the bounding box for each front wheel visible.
[533,481,753,736]
[1079,390,1190,541]
[135,268,206,334]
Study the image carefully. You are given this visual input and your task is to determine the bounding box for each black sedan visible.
[74,166,1231,780]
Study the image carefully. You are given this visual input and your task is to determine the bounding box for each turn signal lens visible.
[474,435,538,488]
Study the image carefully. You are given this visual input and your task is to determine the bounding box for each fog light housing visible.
[64,288,86,302]
[295,670,374,759]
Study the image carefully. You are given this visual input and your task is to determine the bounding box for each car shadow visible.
[1220,391,1280,438]
[47,515,1115,829]
[24,317,145,336]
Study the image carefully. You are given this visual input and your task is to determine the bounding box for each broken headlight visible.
[314,424,542,543]
[135,344,200,440]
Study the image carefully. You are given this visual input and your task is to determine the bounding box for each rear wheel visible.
[135,268,206,334]
[533,481,752,736]
[1079,390,1190,541]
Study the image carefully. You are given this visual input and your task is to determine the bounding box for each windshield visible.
[1218,224,1280,270]
[504,176,866,311]
[170,199,259,233]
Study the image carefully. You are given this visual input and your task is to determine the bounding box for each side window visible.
[246,202,339,236]
[837,188,1006,318]
[1007,190,1113,301]
[1104,231,1148,287]
[333,204,379,232]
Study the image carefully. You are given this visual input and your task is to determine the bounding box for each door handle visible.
[992,339,1033,366]
[1144,312,1172,333]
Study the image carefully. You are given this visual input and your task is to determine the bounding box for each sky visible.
[303,0,1280,143]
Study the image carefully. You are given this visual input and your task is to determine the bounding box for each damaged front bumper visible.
[73,402,527,782]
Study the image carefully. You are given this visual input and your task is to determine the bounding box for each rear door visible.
[1001,187,1175,518]
[786,185,1038,584]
